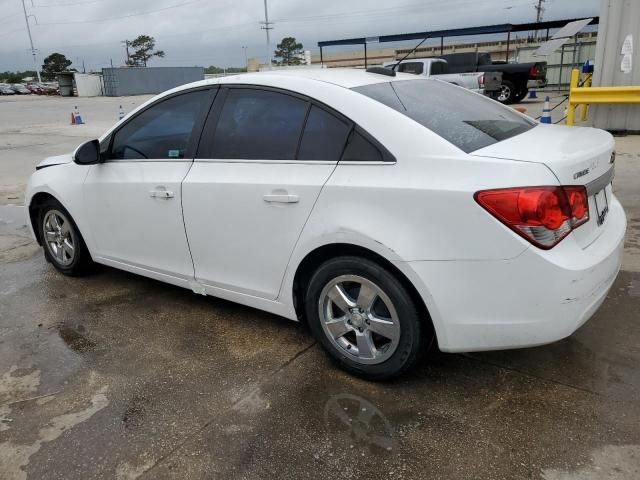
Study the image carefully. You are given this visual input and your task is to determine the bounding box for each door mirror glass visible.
[74,139,101,165]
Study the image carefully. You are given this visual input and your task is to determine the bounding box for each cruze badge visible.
[573,168,590,180]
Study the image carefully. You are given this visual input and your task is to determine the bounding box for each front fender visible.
[26,163,93,252]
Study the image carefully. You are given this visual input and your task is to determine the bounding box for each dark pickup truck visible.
[431,52,547,104]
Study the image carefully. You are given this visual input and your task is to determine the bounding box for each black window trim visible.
[195,84,395,164]
[102,85,218,163]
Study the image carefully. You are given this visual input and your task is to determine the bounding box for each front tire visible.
[305,256,430,380]
[38,199,93,276]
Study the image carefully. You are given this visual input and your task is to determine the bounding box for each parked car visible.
[0,85,15,95]
[25,83,44,94]
[432,52,548,104]
[10,84,31,94]
[383,58,502,98]
[25,69,625,380]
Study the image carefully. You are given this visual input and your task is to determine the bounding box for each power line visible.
[33,0,105,7]
[276,0,536,24]
[35,0,204,25]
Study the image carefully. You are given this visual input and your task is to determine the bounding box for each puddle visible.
[58,325,97,353]
[324,393,398,453]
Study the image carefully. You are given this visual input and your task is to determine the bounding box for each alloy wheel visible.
[498,84,511,102]
[318,275,401,365]
[43,209,76,267]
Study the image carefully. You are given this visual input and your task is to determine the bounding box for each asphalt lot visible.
[1,93,639,479]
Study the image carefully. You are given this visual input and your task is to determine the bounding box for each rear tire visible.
[38,199,93,276]
[305,256,430,381]
[497,80,517,104]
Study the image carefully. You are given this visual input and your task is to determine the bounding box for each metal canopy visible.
[317,17,599,48]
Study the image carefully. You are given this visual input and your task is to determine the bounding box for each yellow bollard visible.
[566,69,580,126]
[579,73,592,122]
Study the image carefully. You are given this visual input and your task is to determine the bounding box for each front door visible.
[83,89,214,287]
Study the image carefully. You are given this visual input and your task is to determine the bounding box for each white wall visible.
[74,74,104,97]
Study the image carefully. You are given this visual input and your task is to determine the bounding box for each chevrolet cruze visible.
[26,68,626,380]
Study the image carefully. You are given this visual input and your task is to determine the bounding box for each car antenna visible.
[392,35,431,71]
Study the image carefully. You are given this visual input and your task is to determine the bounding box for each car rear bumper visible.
[408,195,626,352]
[527,79,547,89]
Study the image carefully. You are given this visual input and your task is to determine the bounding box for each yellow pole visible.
[579,73,592,122]
[566,69,580,126]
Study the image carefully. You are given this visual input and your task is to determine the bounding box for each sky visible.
[0,0,601,72]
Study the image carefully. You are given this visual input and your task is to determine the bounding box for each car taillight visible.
[529,65,537,78]
[474,186,590,249]
[478,74,485,88]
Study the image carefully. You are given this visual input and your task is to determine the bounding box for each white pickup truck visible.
[383,58,502,98]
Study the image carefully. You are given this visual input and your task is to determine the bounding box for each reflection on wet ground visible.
[1,204,640,478]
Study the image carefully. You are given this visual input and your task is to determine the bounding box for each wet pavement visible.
[1,98,640,479]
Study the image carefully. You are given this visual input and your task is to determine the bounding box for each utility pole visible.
[260,0,274,69]
[242,46,248,70]
[122,40,131,65]
[534,0,546,38]
[21,0,41,82]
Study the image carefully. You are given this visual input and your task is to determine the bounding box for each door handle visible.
[263,191,299,204]
[149,188,174,199]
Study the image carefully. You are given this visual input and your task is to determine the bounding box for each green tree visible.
[124,35,165,67]
[41,53,72,80]
[204,66,247,74]
[274,37,304,66]
[0,71,36,83]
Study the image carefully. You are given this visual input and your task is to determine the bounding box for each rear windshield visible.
[352,79,536,153]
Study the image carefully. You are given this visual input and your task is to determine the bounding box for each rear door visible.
[182,86,353,299]
[83,88,215,286]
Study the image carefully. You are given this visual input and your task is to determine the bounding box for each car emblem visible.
[573,168,590,180]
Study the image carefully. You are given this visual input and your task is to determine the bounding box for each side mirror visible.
[74,139,101,165]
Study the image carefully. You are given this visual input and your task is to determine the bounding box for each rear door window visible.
[352,79,536,153]
[298,106,352,161]
[210,88,308,160]
[341,130,383,162]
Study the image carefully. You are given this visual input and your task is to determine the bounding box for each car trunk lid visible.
[471,125,616,248]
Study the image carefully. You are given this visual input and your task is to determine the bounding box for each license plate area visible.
[593,185,610,226]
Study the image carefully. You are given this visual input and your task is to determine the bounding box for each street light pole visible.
[21,0,41,82]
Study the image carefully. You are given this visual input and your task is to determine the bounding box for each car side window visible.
[210,88,308,160]
[297,106,352,161]
[430,62,447,75]
[109,90,209,160]
[398,62,424,75]
[341,130,383,162]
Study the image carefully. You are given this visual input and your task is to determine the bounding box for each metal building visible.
[102,67,204,97]
[592,0,640,131]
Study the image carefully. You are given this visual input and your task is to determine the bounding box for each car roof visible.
[185,68,420,91]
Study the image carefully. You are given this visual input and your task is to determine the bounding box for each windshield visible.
[352,79,536,153]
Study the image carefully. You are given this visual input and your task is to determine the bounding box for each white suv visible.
[26,69,625,380]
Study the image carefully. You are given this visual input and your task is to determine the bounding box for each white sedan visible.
[26,68,626,380]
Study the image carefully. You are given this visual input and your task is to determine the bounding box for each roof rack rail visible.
[365,66,396,77]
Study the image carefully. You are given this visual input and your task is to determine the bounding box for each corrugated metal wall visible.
[102,67,204,97]
[592,0,640,131]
